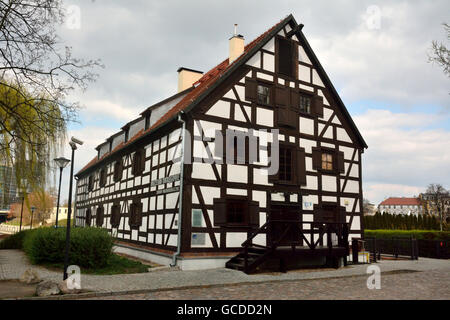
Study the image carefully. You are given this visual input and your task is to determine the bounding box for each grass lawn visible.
[41,253,150,275]
[3,219,25,226]
[53,218,74,227]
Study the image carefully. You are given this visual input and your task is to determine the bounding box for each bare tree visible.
[425,183,449,231]
[429,23,450,79]
[0,0,101,193]
[363,198,375,216]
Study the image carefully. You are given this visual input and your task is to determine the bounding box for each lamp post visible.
[30,206,36,230]
[63,137,83,281]
[54,157,70,228]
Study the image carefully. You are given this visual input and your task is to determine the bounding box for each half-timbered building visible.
[75,14,368,272]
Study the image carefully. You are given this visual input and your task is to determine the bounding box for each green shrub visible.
[23,227,113,268]
[365,229,450,240]
[0,229,35,249]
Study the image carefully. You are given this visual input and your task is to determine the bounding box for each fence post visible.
[372,238,377,263]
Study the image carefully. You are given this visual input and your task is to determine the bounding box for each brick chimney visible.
[177,67,203,92]
[229,24,244,63]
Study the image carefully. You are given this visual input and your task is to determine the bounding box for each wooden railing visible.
[240,220,349,273]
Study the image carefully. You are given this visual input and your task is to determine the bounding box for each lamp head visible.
[54,157,71,169]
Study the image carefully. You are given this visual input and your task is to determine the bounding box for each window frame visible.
[256,83,271,106]
[321,151,334,172]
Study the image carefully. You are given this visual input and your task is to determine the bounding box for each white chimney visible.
[177,67,203,92]
[229,24,244,63]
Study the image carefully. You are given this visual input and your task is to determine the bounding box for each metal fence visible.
[365,237,419,261]
[417,239,450,259]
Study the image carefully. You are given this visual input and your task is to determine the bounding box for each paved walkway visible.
[0,249,449,298]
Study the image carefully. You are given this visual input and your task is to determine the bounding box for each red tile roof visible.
[379,198,422,206]
[77,17,288,176]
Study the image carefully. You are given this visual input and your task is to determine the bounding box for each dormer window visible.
[257,84,270,105]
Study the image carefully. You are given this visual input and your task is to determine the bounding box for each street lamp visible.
[29,206,36,229]
[53,157,70,228]
[63,137,83,281]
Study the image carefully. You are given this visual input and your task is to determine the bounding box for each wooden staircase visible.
[226,220,350,274]
[225,246,267,272]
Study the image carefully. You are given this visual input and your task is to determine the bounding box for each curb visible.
[14,268,420,300]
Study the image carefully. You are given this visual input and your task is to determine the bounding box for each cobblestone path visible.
[82,269,450,300]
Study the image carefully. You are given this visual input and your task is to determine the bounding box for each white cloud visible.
[355,109,450,204]
[82,99,136,121]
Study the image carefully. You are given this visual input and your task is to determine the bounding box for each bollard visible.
[352,239,359,264]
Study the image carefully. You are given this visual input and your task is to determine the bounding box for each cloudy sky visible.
[54,0,449,205]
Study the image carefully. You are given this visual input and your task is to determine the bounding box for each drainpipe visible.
[171,111,186,267]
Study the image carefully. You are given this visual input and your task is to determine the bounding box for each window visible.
[129,201,143,228]
[245,78,272,106]
[276,36,297,78]
[96,206,104,227]
[191,209,205,245]
[213,197,259,228]
[132,148,145,176]
[110,204,121,228]
[113,160,123,182]
[268,144,306,186]
[88,175,94,191]
[85,208,92,226]
[299,95,312,114]
[257,85,270,105]
[99,168,107,187]
[313,203,346,224]
[312,147,345,174]
[321,153,333,171]
[279,146,293,182]
[227,200,247,224]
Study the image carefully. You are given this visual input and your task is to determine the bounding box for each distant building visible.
[378,197,423,216]
[0,164,18,211]
[46,207,69,224]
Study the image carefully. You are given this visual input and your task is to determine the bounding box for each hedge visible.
[364,229,450,240]
[0,229,35,249]
[364,212,447,230]
[22,227,114,268]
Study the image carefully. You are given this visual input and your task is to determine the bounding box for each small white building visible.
[378,197,423,216]
[46,207,69,223]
